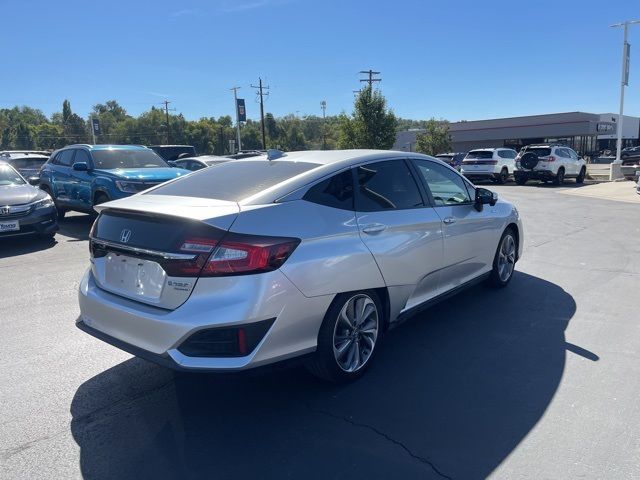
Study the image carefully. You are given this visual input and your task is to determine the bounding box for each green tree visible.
[415,119,451,155]
[62,100,72,124]
[338,86,397,149]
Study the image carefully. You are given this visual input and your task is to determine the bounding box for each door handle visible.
[362,223,387,234]
[443,217,456,225]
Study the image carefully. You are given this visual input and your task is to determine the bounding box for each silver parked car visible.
[78,150,523,381]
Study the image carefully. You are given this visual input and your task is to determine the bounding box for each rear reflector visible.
[177,318,275,357]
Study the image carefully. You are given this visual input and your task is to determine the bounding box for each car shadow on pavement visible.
[58,214,95,241]
[0,236,57,258]
[70,271,580,480]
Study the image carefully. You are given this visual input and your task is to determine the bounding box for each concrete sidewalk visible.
[560,180,640,204]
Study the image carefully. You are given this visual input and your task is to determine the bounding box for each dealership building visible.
[393,112,640,155]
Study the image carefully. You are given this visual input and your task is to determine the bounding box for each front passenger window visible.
[412,160,471,206]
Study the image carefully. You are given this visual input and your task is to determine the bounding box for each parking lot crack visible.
[304,404,453,480]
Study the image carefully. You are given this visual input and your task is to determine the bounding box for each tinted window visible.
[466,150,494,159]
[303,170,354,210]
[151,160,319,202]
[500,150,516,159]
[56,150,75,166]
[355,160,423,212]
[412,160,471,206]
[568,149,579,159]
[8,158,47,169]
[525,147,552,157]
[92,149,168,169]
[73,149,91,165]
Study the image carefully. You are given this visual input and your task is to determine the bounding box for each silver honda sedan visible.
[78,150,523,382]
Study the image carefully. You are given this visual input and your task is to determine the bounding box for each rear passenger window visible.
[303,170,354,210]
[355,160,423,212]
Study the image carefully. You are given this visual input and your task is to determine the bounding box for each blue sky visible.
[1,0,638,121]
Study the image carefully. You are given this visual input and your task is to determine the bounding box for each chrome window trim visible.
[90,237,197,260]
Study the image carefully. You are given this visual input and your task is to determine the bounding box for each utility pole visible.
[230,86,242,152]
[251,77,269,150]
[359,69,381,89]
[161,100,175,144]
[610,20,640,180]
[320,100,327,150]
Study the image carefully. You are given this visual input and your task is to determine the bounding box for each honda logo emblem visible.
[0,206,9,215]
[120,229,132,243]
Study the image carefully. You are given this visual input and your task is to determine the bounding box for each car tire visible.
[488,228,517,288]
[306,290,383,382]
[576,167,586,184]
[553,168,565,185]
[515,176,527,185]
[496,168,508,184]
[93,193,109,212]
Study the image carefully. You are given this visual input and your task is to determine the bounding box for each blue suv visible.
[39,144,189,218]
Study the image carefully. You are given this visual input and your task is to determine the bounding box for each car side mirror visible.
[475,187,498,211]
[72,162,89,171]
[27,176,40,186]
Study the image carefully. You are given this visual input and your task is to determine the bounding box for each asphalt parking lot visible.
[1,183,639,479]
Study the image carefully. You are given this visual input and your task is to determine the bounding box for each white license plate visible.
[0,220,19,232]
[104,253,166,301]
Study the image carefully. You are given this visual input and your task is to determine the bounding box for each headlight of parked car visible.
[115,180,142,193]
[33,195,54,210]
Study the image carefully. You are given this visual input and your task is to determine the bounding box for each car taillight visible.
[544,156,556,162]
[200,233,300,276]
[488,160,498,165]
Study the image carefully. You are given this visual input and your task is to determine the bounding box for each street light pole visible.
[231,86,242,153]
[610,20,640,180]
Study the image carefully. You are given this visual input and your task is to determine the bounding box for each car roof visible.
[179,155,228,162]
[0,152,49,160]
[56,144,150,152]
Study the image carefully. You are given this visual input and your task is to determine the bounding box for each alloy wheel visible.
[497,234,516,282]
[332,294,379,373]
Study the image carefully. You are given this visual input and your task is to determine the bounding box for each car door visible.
[410,158,497,291]
[50,149,75,205]
[354,159,444,310]
[567,148,581,174]
[68,149,94,209]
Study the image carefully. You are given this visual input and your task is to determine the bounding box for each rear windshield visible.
[466,151,494,159]
[524,147,552,157]
[92,149,168,169]
[149,160,319,201]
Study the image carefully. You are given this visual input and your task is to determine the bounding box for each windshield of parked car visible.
[0,165,26,186]
[149,160,319,201]
[92,149,169,170]
[466,151,494,159]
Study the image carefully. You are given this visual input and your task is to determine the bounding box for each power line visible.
[359,69,381,89]
[250,77,269,150]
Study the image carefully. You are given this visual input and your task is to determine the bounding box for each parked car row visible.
[435,144,587,186]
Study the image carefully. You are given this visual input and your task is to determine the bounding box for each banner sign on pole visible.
[91,118,101,135]
[236,99,246,122]
[624,42,631,86]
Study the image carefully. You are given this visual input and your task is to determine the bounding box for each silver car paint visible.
[79,150,524,371]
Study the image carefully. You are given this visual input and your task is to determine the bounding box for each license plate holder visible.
[0,220,20,232]
[104,253,166,301]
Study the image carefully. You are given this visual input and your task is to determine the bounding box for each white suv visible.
[460,148,517,184]
[514,144,586,185]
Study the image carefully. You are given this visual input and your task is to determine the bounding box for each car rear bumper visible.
[461,171,501,181]
[77,267,333,371]
[0,207,58,238]
[514,169,556,180]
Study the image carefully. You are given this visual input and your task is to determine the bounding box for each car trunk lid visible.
[90,195,239,309]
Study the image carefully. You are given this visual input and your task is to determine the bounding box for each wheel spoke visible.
[339,307,354,329]
[335,339,352,358]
